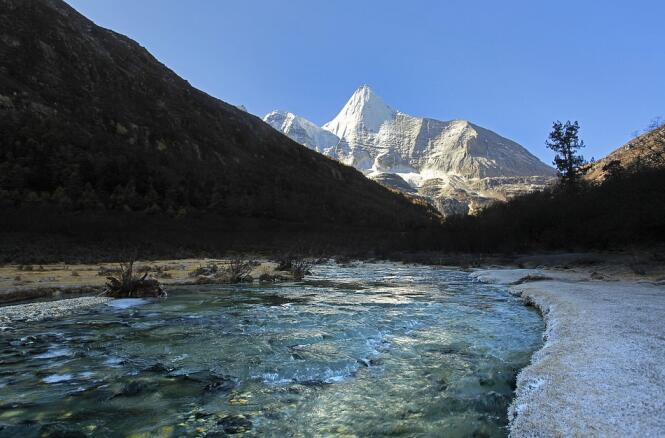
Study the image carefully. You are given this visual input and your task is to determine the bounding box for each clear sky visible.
[65,0,664,163]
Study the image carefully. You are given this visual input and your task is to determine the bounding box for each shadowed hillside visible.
[437,125,665,253]
[0,0,441,261]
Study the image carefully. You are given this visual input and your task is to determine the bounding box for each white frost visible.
[472,268,665,437]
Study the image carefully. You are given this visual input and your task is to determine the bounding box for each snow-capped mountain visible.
[264,85,555,215]
[264,110,341,155]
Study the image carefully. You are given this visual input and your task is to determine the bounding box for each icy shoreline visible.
[472,268,665,437]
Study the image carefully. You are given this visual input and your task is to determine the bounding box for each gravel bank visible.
[472,269,665,437]
[0,296,111,325]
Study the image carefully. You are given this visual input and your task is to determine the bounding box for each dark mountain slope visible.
[0,0,440,259]
[435,128,665,253]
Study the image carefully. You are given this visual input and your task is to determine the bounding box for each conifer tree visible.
[546,120,586,186]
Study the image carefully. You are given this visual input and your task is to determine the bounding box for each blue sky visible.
[65,0,664,163]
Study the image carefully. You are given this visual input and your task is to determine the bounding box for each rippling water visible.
[0,262,543,437]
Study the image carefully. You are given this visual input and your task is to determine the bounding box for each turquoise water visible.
[0,262,543,437]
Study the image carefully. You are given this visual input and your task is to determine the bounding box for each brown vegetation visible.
[103,259,165,298]
[276,255,313,281]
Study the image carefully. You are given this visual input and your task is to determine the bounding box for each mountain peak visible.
[323,85,395,138]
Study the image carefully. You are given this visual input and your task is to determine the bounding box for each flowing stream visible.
[0,262,543,437]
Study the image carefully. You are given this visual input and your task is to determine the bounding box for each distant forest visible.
[2,121,664,261]
[3,162,663,263]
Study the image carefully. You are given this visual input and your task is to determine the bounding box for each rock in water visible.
[217,415,252,434]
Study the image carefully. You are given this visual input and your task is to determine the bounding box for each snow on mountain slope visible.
[264,85,555,215]
[323,84,396,139]
[264,110,341,154]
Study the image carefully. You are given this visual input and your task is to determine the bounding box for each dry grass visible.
[0,258,285,303]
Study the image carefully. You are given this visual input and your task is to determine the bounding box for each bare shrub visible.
[224,256,254,283]
[290,258,312,281]
[188,257,254,284]
[103,256,165,298]
[276,255,312,280]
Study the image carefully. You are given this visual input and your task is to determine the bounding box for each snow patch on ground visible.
[472,268,665,437]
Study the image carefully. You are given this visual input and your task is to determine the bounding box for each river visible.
[0,262,543,437]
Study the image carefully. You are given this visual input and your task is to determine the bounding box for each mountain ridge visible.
[0,0,441,258]
[264,85,555,215]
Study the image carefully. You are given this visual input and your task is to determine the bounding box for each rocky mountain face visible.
[265,85,555,216]
[0,0,440,237]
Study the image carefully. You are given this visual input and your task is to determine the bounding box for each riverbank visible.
[0,258,288,305]
[472,268,665,437]
[2,256,665,435]
[0,258,290,323]
[0,296,111,325]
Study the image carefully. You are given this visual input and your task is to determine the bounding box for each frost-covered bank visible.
[0,296,111,325]
[472,269,665,437]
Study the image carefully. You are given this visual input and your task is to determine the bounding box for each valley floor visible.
[2,255,665,436]
[0,258,282,305]
[0,258,285,323]
[472,268,665,437]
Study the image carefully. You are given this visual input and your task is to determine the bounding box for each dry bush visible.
[224,256,254,283]
[103,257,165,298]
[276,255,312,280]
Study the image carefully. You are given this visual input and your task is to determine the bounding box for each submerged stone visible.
[218,414,252,434]
[113,380,153,398]
[203,377,236,393]
[143,362,175,373]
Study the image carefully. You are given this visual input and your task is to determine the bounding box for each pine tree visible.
[546,121,586,186]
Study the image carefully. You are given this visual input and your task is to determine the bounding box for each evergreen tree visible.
[546,121,586,186]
